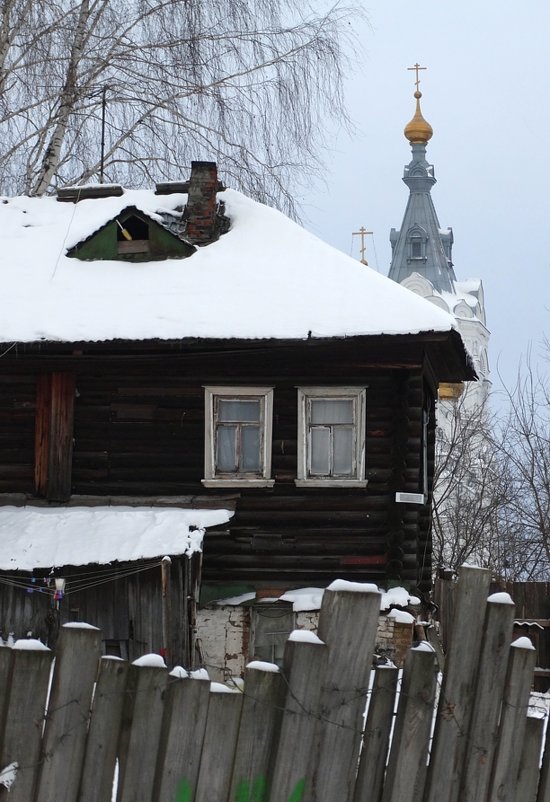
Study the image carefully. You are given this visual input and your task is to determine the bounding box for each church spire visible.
[388,66,456,294]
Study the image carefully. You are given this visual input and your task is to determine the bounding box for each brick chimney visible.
[185,161,219,245]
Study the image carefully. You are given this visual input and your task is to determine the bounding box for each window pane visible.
[333,427,354,475]
[216,425,237,472]
[241,426,261,472]
[311,399,353,424]
[411,238,422,257]
[218,399,260,422]
[310,427,330,475]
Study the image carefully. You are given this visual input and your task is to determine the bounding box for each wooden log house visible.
[0,162,474,666]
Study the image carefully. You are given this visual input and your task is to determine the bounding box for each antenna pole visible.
[99,85,107,184]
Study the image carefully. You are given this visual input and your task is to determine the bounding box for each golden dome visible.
[404,90,433,144]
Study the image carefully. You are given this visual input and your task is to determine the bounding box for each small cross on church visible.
[407,62,427,90]
[352,226,373,266]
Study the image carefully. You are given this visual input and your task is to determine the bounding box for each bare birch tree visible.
[432,349,550,581]
[491,356,550,579]
[431,393,508,575]
[0,0,357,211]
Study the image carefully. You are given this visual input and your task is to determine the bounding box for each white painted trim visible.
[295,479,368,488]
[202,479,275,488]
[296,386,367,485]
[203,386,274,483]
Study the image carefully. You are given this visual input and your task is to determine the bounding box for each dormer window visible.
[407,226,427,262]
[116,214,150,255]
[66,203,197,262]
[411,237,422,258]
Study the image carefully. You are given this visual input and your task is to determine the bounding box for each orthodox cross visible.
[352,226,373,266]
[407,62,427,91]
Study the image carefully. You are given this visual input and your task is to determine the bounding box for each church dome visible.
[404,91,433,144]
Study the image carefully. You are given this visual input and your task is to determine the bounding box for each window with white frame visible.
[296,387,367,487]
[202,387,274,487]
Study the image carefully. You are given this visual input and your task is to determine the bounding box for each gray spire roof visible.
[389,141,457,293]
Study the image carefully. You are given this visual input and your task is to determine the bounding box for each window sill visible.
[295,479,368,488]
[202,478,275,488]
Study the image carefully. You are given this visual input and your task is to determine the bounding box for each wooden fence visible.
[0,566,548,802]
[435,576,550,686]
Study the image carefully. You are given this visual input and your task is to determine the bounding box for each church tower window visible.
[411,236,423,258]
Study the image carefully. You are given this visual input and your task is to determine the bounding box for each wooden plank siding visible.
[0,374,36,494]
[0,339,437,592]
[0,558,193,661]
[35,372,75,501]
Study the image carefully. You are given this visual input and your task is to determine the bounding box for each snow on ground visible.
[0,188,460,343]
[0,505,233,569]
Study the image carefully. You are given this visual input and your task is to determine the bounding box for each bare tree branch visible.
[0,0,359,213]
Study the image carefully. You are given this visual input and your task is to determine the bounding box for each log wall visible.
[0,340,436,591]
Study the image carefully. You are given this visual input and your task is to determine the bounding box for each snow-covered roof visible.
[0,506,233,570]
[0,188,460,344]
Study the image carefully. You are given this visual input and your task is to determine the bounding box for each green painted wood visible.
[69,211,194,262]
[153,674,210,802]
[194,688,243,802]
[228,663,286,802]
[268,638,327,802]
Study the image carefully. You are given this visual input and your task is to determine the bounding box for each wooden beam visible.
[35,372,75,501]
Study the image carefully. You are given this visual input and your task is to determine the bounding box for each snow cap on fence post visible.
[424,564,492,802]
[309,579,381,802]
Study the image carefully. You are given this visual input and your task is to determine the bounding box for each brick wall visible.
[196,606,414,680]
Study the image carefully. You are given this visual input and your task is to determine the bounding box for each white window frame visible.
[202,386,274,488]
[296,387,367,488]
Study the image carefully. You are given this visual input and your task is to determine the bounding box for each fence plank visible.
[78,656,130,802]
[515,715,544,802]
[460,593,516,802]
[424,565,492,802]
[269,633,327,802]
[311,585,381,802]
[488,638,537,802]
[117,660,168,802]
[194,686,243,802]
[0,646,13,759]
[228,662,286,802]
[153,672,211,802]
[353,666,398,802]
[0,643,53,802]
[35,624,102,802]
[537,708,550,802]
[381,645,436,802]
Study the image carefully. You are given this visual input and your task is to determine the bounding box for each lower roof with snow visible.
[0,506,233,570]
[0,188,462,344]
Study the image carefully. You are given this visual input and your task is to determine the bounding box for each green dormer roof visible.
[67,205,196,262]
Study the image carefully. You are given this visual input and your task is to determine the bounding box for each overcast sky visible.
[300,0,550,400]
